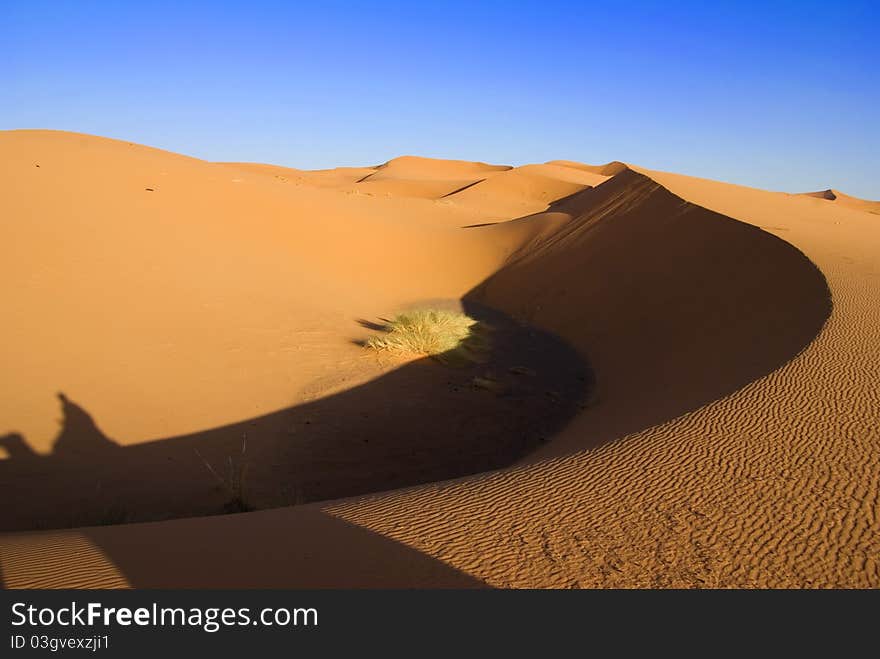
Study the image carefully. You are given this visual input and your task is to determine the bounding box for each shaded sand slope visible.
[2,133,877,588]
[0,509,487,588]
[0,306,589,532]
[468,168,831,460]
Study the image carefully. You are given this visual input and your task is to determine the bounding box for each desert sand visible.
[0,129,877,588]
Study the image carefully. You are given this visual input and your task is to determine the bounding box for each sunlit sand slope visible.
[0,130,515,451]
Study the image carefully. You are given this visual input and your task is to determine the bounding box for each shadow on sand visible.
[0,301,591,534]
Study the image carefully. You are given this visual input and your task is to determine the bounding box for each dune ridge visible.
[1,130,877,588]
[468,166,831,459]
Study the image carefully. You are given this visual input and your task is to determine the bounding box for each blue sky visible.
[2,1,878,197]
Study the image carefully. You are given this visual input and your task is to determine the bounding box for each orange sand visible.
[1,130,877,588]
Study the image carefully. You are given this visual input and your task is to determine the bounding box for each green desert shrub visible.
[364,309,488,365]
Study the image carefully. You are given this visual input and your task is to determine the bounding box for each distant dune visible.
[442,163,609,219]
[352,155,511,199]
[0,130,877,588]
[796,188,880,213]
[546,159,629,176]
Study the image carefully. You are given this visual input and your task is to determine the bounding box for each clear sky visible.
[2,1,878,198]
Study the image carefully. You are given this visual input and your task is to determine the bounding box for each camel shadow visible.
[0,302,591,534]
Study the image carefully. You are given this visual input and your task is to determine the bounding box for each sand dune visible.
[0,130,516,453]
[1,130,877,588]
[471,167,830,461]
[546,159,629,176]
[363,155,511,180]
[349,155,511,199]
[442,163,609,219]
[796,188,880,213]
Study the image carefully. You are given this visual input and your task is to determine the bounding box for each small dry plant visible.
[195,433,251,513]
[364,309,489,365]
